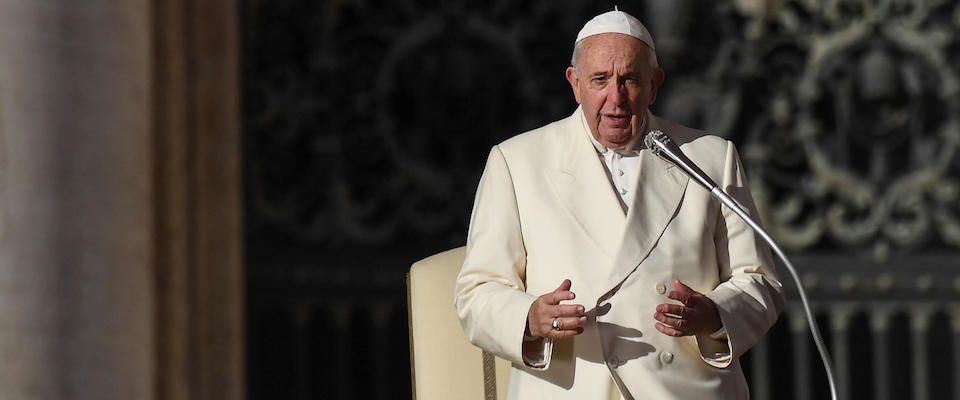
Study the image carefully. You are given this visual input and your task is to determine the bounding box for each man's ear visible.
[648,67,665,105]
[566,66,582,104]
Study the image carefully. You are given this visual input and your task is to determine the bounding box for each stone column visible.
[153,0,244,396]
[0,1,152,399]
[0,0,244,399]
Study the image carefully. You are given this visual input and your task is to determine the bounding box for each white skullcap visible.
[575,8,655,50]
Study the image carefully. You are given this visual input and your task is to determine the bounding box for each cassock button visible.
[607,356,620,367]
[617,169,624,176]
[660,351,674,364]
[619,188,627,195]
[655,282,667,295]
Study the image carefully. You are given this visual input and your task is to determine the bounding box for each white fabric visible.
[581,114,733,345]
[454,106,784,399]
[575,9,655,50]
[582,113,646,210]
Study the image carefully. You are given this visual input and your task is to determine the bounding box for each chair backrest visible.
[407,246,512,400]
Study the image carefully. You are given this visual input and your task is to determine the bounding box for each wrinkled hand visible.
[526,279,587,338]
[654,279,722,337]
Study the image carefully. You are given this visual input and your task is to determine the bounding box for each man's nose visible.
[606,81,627,105]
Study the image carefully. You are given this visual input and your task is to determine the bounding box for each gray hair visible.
[570,39,659,72]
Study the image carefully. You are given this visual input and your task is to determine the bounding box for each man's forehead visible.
[579,34,649,62]
[581,33,647,50]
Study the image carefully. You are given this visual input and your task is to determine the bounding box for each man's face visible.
[566,33,665,148]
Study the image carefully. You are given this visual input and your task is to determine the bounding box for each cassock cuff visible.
[696,325,732,368]
[521,335,552,369]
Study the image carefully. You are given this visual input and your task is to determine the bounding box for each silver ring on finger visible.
[679,305,685,318]
[552,318,560,330]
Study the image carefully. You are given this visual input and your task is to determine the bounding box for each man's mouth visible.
[603,114,631,127]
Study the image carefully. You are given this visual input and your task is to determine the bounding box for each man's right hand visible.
[526,279,587,338]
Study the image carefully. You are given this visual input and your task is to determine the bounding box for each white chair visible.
[407,246,512,400]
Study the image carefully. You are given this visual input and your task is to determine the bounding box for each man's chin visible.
[600,130,635,147]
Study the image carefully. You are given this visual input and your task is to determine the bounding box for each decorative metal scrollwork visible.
[731,0,960,260]
[243,0,960,259]
[244,1,606,246]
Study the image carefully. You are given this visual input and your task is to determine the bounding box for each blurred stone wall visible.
[0,1,153,399]
[0,1,245,399]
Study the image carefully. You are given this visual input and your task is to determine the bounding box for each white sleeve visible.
[454,145,553,369]
[701,141,785,368]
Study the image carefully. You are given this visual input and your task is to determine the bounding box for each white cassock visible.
[454,106,784,400]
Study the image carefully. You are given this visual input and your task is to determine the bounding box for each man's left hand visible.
[653,279,722,337]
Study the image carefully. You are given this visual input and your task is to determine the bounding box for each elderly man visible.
[454,9,784,400]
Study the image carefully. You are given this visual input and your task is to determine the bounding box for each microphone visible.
[644,130,719,193]
[643,130,839,400]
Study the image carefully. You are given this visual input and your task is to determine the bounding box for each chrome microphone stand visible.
[645,130,839,400]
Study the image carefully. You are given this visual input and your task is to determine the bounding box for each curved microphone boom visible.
[644,130,839,400]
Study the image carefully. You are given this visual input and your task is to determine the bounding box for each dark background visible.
[240,1,960,399]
